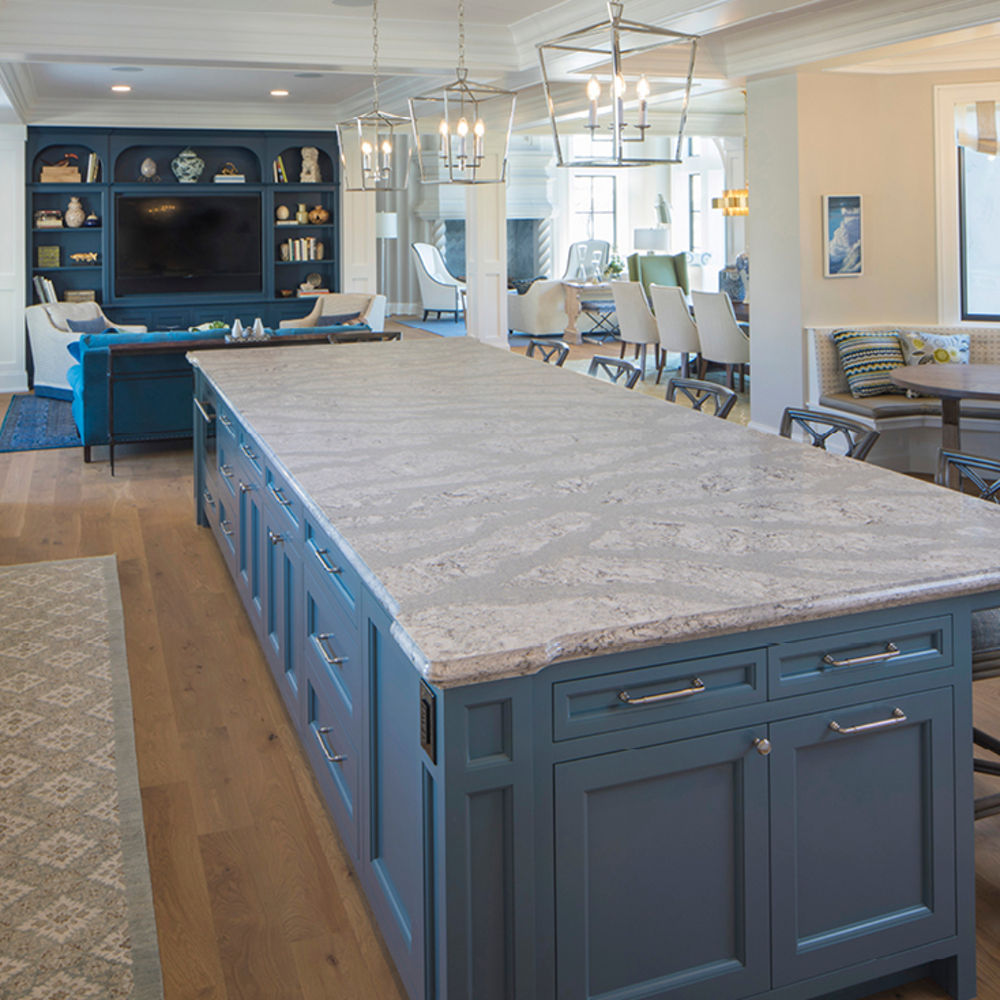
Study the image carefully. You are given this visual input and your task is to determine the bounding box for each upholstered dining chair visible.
[525,339,570,366]
[666,377,737,419]
[410,242,466,321]
[936,448,1000,819]
[690,290,750,390]
[779,407,880,461]
[561,240,611,281]
[648,283,700,383]
[587,355,642,389]
[611,281,659,381]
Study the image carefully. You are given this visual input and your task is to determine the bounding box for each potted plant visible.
[604,251,625,280]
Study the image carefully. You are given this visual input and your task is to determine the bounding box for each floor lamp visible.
[376,211,398,314]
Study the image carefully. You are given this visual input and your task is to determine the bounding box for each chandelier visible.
[335,0,411,191]
[408,0,516,185]
[537,1,698,168]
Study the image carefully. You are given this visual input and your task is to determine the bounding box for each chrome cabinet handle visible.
[268,482,292,507]
[316,633,346,666]
[829,707,907,736]
[219,413,233,430]
[822,642,900,669]
[203,489,215,508]
[194,398,215,423]
[267,529,284,546]
[220,519,234,537]
[315,726,346,764]
[220,464,233,478]
[753,737,772,756]
[618,677,706,706]
[313,547,342,575]
[240,442,258,462]
[238,480,256,494]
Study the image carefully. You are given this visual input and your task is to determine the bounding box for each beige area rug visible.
[0,556,163,1000]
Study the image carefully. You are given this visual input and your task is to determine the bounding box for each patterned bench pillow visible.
[832,329,906,398]
[898,330,970,366]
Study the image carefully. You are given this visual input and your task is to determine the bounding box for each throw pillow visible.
[67,316,114,335]
[832,329,907,398]
[898,330,970,367]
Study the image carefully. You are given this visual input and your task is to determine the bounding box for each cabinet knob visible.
[752,737,772,756]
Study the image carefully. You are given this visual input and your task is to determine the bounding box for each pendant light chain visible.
[371,0,381,110]
[457,0,466,74]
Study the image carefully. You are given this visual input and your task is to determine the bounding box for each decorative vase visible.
[83,212,100,228]
[276,204,290,222]
[64,196,85,228]
[171,147,205,183]
[295,203,309,225]
[308,205,329,225]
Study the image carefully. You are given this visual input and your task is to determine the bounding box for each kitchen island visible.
[190,338,1000,1000]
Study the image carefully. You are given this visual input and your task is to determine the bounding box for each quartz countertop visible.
[190,338,1000,686]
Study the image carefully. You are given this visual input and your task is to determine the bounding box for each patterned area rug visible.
[0,556,163,999]
[0,394,81,453]
[397,317,468,338]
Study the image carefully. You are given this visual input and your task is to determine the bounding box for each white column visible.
[339,188,377,294]
[464,171,508,350]
[0,124,26,393]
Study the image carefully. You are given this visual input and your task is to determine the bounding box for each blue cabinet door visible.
[261,503,301,726]
[554,728,770,1000]
[236,475,264,638]
[769,687,956,987]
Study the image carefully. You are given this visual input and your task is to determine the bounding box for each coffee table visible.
[889,363,1000,451]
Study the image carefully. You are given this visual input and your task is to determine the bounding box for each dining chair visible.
[587,355,642,389]
[779,407,880,461]
[936,448,1000,818]
[690,290,750,390]
[665,377,737,419]
[611,281,659,380]
[648,283,700,383]
[525,339,570,366]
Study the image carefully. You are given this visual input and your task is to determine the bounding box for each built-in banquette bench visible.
[806,325,1000,472]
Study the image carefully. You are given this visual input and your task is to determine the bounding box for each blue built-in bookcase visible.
[26,127,340,329]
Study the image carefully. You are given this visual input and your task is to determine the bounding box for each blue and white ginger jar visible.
[171,147,205,183]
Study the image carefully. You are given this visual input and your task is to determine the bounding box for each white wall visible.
[0,124,26,393]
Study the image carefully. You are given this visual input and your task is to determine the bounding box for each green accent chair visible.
[626,252,690,298]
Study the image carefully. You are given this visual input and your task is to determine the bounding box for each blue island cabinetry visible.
[192,363,980,1000]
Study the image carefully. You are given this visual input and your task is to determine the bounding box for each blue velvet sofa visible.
[66,325,367,462]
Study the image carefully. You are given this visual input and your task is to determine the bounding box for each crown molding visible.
[0,62,33,122]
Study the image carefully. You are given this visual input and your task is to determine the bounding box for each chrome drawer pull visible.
[220,519,234,537]
[240,442,258,462]
[268,483,293,507]
[219,413,233,430]
[194,398,215,423]
[267,529,285,546]
[316,726,347,764]
[220,464,233,478]
[829,707,907,736]
[314,547,343,575]
[822,642,900,669]
[238,480,256,494]
[203,489,216,508]
[316,633,346,666]
[618,677,706,706]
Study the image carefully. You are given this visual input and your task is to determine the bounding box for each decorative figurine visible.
[70,251,100,265]
[171,147,205,183]
[276,204,291,222]
[308,205,329,224]
[139,156,159,182]
[299,146,321,183]
[64,196,85,228]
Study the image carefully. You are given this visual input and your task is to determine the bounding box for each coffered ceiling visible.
[1,0,1000,130]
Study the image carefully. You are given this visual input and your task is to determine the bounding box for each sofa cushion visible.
[832,329,907,398]
[819,392,941,418]
[67,316,115,335]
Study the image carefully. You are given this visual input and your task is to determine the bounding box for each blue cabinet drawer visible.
[215,396,238,445]
[304,675,359,860]
[237,427,265,478]
[265,464,301,534]
[304,567,362,740]
[553,648,767,741]
[304,518,361,628]
[216,436,239,499]
[770,616,953,699]
[206,489,237,574]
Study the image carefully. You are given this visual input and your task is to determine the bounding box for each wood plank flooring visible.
[3,369,1000,999]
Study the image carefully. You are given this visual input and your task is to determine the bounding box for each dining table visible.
[889,363,1000,451]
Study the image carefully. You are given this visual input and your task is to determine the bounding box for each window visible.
[571,175,617,245]
[688,174,702,252]
[959,146,1000,320]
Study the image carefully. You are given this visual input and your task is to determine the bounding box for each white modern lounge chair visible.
[507,280,571,337]
[410,242,466,321]
[561,240,611,281]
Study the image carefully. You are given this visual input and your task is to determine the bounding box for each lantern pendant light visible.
[336,0,411,191]
[408,0,516,185]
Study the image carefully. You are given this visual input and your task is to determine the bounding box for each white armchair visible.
[410,242,466,321]
[507,280,570,337]
[561,240,611,281]
[25,302,147,399]
[278,292,387,332]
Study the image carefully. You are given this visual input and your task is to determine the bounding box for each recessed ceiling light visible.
[110,66,144,73]
[270,89,290,97]
[294,72,323,78]
[111,84,132,93]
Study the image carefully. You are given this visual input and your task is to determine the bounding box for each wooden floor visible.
[3,369,1000,999]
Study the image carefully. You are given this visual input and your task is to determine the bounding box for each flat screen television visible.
[115,194,262,297]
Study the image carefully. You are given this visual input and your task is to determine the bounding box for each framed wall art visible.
[823,194,863,277]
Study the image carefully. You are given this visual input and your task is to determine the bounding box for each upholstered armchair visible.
[410,242,466,320]
[561,240,611,281]
[278,292,387,332]
[626,252,690,297]
[25,302,147,399]
[507,280,571,337]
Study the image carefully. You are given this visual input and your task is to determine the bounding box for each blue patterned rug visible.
[399,317,468,338]
[0,393,81,452]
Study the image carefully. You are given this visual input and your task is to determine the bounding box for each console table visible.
[190,338,1000,1000]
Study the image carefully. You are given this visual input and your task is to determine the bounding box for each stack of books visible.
[85,153,100,183]
[32,276,57,302]
[281,237,324,261]
[272,156,289,183]
[34,210,63,229]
